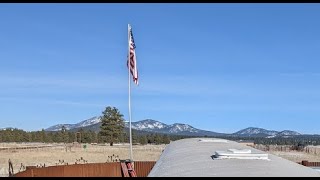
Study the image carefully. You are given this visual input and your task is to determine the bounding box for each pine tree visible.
[132,130,138,144]
[162,135,170,144]
[28,133,32,142]
[34,131,43,142]
[82,131,93,143]
[154,134,162,144]
[61,126,69,143]
[40,129,46,143]
[139,135,148,145]
[99,106,125,146]
[90,130,98,143]
[97,133,103,143]
[78,128,85,143]
[46,133,53,143]
[119,131,126,143]
[147,134,154,144]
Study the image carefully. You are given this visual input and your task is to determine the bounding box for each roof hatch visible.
[214,148,269,160]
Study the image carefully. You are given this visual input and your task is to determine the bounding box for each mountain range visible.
[44,116,308,138]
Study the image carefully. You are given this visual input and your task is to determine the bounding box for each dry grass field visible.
[0,142,166,177]
[1,142,320,177]
[253,144,320,163]
[268,150,320,163]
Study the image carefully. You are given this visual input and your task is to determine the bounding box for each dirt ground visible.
[268,150,320,163]
[253,144,320,163]
[0,142,166,177]
[1,142,320,177]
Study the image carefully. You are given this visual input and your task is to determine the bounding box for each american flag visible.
[128,24,138,85]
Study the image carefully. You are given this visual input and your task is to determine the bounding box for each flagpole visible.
[128,24,133,162]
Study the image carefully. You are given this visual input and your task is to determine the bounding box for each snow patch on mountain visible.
[234,127,301,137]
[167,124,199,133]
[277,130,301,136]
[45,116,101,131]
[130,119,166,130]
[234,127,278,136]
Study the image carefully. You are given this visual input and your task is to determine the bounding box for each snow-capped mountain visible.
[76,116,101,127]
[45,117,223,136]
[45,117,302,137]
[129,119,167,131]
[277,130,301,136]
[45,116,101,131]
[233,127,301,137]
[45,124,74,131]
[0,127,14,131]
[234,127,278,136]
[167,123,199,133]
[127,120,200,134]
[126,120,222,136]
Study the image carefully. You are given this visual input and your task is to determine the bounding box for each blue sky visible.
[1,3,320,134]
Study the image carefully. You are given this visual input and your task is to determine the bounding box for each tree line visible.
[212,135,320,146]
[2,128,320,146]
[0,127,187,145]
[2,106,320,146]
[0,105,188,145]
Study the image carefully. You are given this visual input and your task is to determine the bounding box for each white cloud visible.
[0,73,127,94]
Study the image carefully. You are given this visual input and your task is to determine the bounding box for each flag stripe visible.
[128,25,138,85]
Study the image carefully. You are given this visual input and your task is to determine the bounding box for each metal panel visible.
[134,161,157,177]
[64,164,83,177]
[33,166,64,177]
[14,169,32,177]
[14,161,153,177]
[299,161,320,167]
